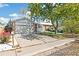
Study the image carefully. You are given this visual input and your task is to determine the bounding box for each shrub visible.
[74,28,79,34]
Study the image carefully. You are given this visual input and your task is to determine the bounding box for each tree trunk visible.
[70,28,75,38]
[55,29,57,34]
[52,20,58,34]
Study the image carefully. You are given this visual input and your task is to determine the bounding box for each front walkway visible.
[0,34,75,56]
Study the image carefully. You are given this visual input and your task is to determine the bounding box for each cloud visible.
[0,17,10,23]
[9,13,21,17]
[0,4,9,8]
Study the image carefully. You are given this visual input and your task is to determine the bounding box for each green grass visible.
[39,31,65,39]
[39,31,55,37]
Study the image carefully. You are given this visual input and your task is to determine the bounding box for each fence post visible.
[12,20,15,48]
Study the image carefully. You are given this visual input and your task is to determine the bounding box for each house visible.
[8,17,52,35]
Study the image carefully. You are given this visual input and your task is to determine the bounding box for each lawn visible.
[39,31,65,39]
[39,31,55,37]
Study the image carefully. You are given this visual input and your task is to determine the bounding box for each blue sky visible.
[0,3,28,23]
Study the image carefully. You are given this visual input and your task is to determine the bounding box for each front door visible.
[33,24,37,33]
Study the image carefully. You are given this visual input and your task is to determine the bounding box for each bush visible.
[58,30,64,33]
[46,28,56,32]
[74,28,79,34]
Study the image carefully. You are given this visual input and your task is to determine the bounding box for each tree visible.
[61,4,79,34]
[29,3,43,20]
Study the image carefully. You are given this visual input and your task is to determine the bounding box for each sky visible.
[0,3,28,23]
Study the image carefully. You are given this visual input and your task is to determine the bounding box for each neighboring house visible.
[0,20,6,37]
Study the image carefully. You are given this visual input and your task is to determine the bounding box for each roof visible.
[34,22,52,25]
[33,19,52,25]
